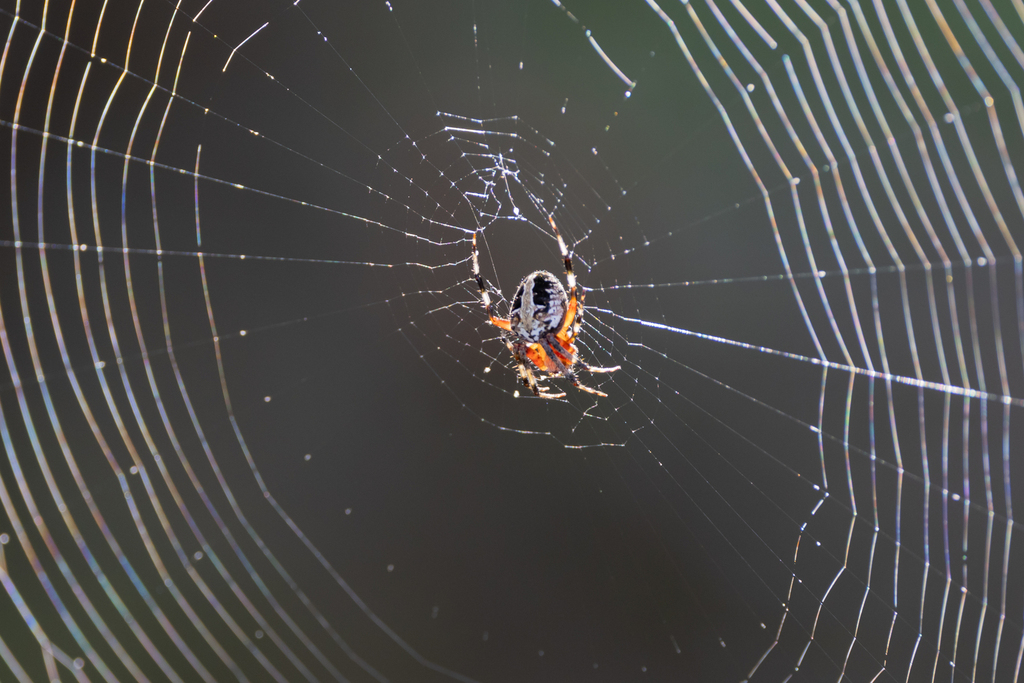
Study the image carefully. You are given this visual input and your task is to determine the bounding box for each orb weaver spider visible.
[471,216,619,399]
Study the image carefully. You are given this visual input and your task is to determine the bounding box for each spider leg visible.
[538,337,609,397]
[512,340,564,399]
[573,301,620,374]
[582,363,621,374]
[548,215,575,298]
[543,227,621,379]
[572,283,585,340]
[572,301,620,375]
[471,231,512,332]
[569,376,609,397]
[536,387,567,400]
[548,216,579,340]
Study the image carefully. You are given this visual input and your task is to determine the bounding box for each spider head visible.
[509,270,568,342]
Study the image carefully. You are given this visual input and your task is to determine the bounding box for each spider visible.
[472,215,620,399]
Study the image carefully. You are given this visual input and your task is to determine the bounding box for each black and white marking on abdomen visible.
[509,270,568,342]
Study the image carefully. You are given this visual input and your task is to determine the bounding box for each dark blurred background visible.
[2,0,1023,681]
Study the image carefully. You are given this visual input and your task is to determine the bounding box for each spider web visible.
[0,0,1022,681]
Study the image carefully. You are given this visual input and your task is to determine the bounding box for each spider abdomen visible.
[509,270,568,341]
